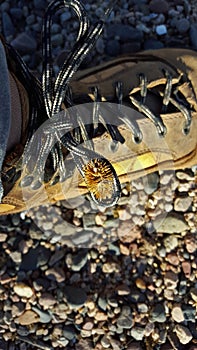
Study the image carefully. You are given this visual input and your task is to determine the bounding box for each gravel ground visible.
[0,0,197,349]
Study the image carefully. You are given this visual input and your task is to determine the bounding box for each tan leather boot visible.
[0,2,196,215]
[1,47,197,215]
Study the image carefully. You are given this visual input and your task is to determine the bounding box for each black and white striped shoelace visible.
[24,0,121,207]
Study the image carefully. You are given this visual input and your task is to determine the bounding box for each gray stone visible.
[63,325,76,340]
[144,172,160,194]
[105,39,120,56]
[68,249,88,272]
[64,286,87,308]
[117,306,133,329]
[176,18,190,34]
[174,196,192,212]
[137,303,148,313]
[182,304,196,322]
[2,12,15,38]
[10,8,23,20]
[71,229,94,246]
[32,307,52,323]
[1,3,9,12]
[20,246,51,271]
[149,0,169,13]
[117,314,133,329]
[51,34,64,47]
[150,303,166,323]
[11,33,37,53]
[144,38,164,50]
[98,297,107,311]
[131,326,145,341]
[153,213,188,233]
[120,42,141,54]
[107,24,143,42]
[33,0,47,9]
[96,38,105,54]
[60,11,72,25]
[26,14,36,25]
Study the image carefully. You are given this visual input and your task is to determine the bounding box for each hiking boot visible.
[0,1,197,215]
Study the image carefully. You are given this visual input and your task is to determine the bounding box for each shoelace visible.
[22,0,121,207]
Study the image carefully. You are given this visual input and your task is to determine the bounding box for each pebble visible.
[174,196,192,212]
[174,325,193,344]
[144,172,160,194]
[181,261,191,278]
[117,284,131,296]
[176,18,190,34]
[135,278,146,290]
[190,288,197,302]
[149,303,166,323]
[63,325,76,340]
[9,251,22,264]
[45,267,66,283]
[64,286,87,308]
[166,252,179,266]
[131,326,145,341]
[137,303,148,313]
[66,250,88,271]
[171,305,184,323]
[60,11,72,25]
[106,24,143,42]
[144,38,164,50]
[163,235,178,252]
[185,235,197,253]
[1,3,10,12]
[13,283,33,299]
[101,335,111,348]
[16,310,39,325]
[51,33,64,47]
[96,38,105,54]
[2,12,15,38]
[153,214,188,233]
[164,271,179,289]
[26,14,35,25]
[39,292,57,309]
[155,25,167,35]
[149,0,169,14]
[117,306,133,329]
[11,33,37,53]
[0,233,8,242]
[31,306,52,323]
[98,297,107,311]
[182,304,196,322]
[33,0,47,10]
[105,39,120,56]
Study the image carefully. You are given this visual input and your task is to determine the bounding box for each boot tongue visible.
[133,91,163,116]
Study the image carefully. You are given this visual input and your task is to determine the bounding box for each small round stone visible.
[171,305,184,323]
[149,0,169,14]
[131,326,145,341]
[174,325,193,344]
[176,18,190,34]
[13,283,33,298]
